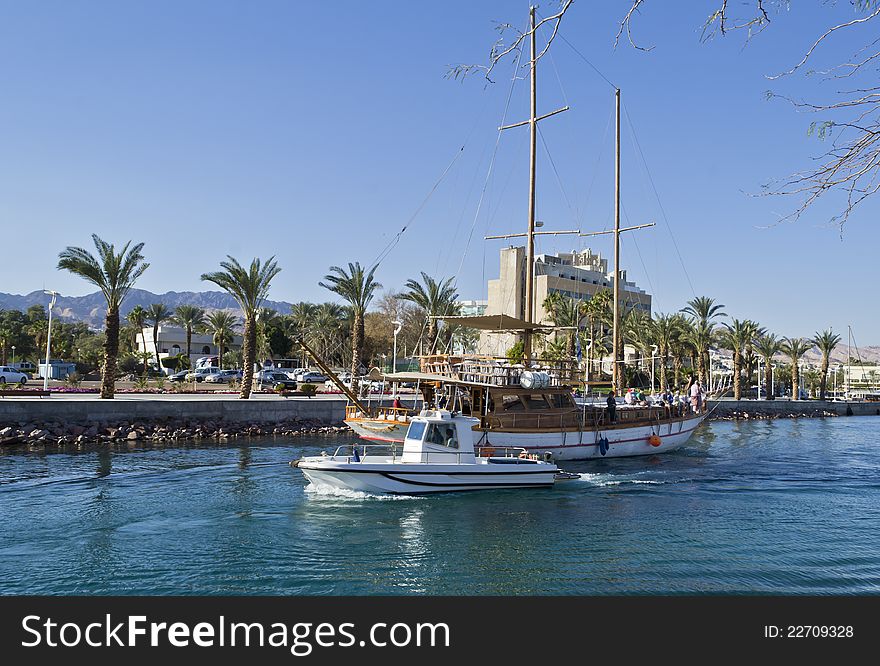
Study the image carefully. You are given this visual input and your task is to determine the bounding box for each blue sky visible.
[0,1,877,344]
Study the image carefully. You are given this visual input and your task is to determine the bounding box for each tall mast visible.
[523,5,538,360]
[613,88,622,394]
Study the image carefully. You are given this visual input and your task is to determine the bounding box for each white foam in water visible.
[303,483,421,501]
[577,472,665,487]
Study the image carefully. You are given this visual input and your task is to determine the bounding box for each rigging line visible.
[452,34,525,286]
[556,32,617,91]
[621,203,659,314]
[368,144,466,273]
[537,124,580,227]
[534,7,617,91]
[581,104,615,240]
[621,101,697,299]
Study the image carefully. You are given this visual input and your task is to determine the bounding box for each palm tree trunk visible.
[140,330,148,373]
[702,349,710,387]
[153,324,161,369]
[186,328,192,366]
[733,351,741,400]
[819,355,829,400]
[764,360,773,399]
[240,316,256,399]
[673,355,682,389]
[351,313,364,394]
[792,362,799,401]
[427,318,437,354]
[102,308,120,399]
[660,350,668,392]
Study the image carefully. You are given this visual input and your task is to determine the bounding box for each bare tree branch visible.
[446,0,574,83]
[619,0,880,231]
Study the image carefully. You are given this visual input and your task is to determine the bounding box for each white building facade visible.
[136,325,243,371]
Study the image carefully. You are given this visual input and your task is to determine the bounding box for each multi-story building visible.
[479,246,652,356]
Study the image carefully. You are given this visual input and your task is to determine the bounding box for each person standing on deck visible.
[606,390,617,424]
[690,379,702,413]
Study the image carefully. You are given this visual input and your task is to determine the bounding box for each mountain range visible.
[0,289,295,328]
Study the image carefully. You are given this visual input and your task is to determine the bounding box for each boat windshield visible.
[405,421,426,441]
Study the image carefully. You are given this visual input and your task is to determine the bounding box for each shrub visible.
[300,383,317,397]
[506,341,526,364]
[154,375,165,390]
[65,372,82,388]
[134,375,149,390]
[274,382,287,393]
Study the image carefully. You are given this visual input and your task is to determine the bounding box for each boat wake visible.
[576,472,667,487]
[303,483,421,501]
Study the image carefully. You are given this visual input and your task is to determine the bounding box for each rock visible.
[126,431,140,441]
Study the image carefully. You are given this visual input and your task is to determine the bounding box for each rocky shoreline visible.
[0,418,351,448]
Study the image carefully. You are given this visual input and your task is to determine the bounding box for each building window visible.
[171,345,181,355]
[202,346,211,354]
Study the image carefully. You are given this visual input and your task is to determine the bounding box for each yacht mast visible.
[524,5,538,360]
[613,88,622,394]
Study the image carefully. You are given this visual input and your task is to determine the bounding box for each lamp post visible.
[392,320,402,374]
[756,356,762,400]
[11,346,15,368]
[43,290,59,391]
[650,344,658,394]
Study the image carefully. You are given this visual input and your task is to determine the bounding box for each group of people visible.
[604,375,706,424]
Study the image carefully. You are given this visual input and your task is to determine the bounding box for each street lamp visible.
[11,346,15,367]
[650,344,658,394]
[43,290,59,391]
[756,356,762,400]
[391,319,402,397]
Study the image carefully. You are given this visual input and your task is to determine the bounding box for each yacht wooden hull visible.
[346,412,707,461]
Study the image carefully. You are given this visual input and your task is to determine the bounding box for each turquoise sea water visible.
[1,417,879,595]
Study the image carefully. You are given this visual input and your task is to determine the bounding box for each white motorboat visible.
[295,409,566,495]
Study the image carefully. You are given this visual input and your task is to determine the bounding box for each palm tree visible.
[812,329,842,400]
[201,256,281,399]
[741,320,766,388]
[542,293,582,357]
[57,235,149,398]
[754,334,781,399]
[681,296,726,386]
[173,305,207,364]
[781,337,812,400]
[206,311,238,369]
[398,272,458,354]
[582,289,612,381]
[289,302,319,366]
[126,305,149,373]
[147,303,171,369]
[320,262,381,394]
[653,313,685,392]
[718,319,755,400]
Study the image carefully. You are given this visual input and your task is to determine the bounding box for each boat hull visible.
[299,460,557,495]
[345,413,707,461]
[477,413,708,461]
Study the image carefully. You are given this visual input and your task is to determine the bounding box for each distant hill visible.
[0,289,295,328]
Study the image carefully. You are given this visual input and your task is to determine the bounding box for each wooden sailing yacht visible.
[328,6,709,460]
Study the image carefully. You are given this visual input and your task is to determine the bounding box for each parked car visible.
[299,371,328,384]
[0,366,27,385]
[185,367,221,382]
[168,370,190,383]
[205,369,243,384]
[255,370,297,389]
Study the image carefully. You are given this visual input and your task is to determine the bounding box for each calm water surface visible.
[2,418,880,595]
